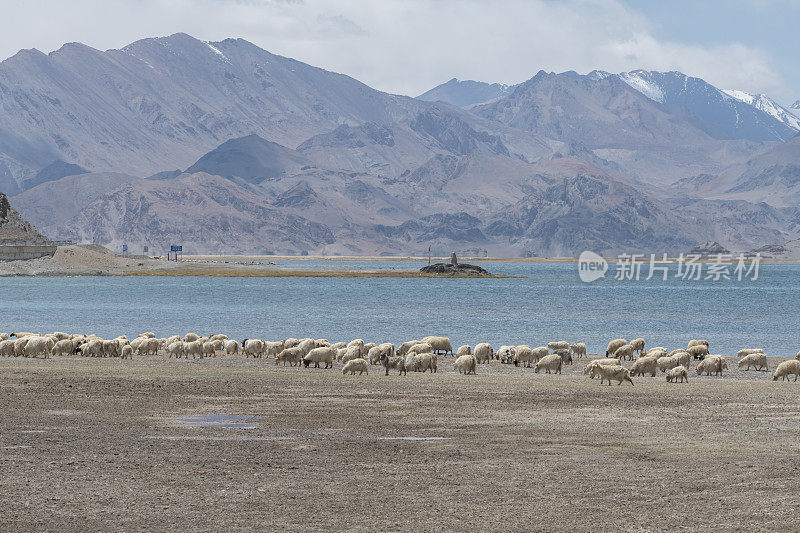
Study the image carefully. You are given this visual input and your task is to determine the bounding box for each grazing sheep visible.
[14,337,30,357]
[0,340,15,357]
[737,348,764,358]
[773,360,800,382]
[584,358,621,378]
[396,340,420,357]
[303,347,335,369]
[630,338,645,355]
[342,358,369,375]
[474,343,494,364]
[243,339,265,358]
[514,345,535,368]
[51,339,76,357]
[672,351,692,370]
[614,344,634,361]
[569,343,587,359]
[263,341,285,357]
[688,339,709,349]
[315,339,331,348]
[202,342,216,358]
[643,347,668,359]
[50,332,70,341]
[138,332,156,339]
[341,346,363,364]
[284,338,300,348]
[407,342,434,356]
[167,341,185,359]
[121,345,133,359]
[629,356,658,377]
[666,365,688,383]
[453,354,477,375]
[738,352,768,371]
[11,332,37,339]
[336,347,348,361]
[137,338,159,356]
[377,342,395,358]
[367,346,382,365]
[658,355,681,373]
[0,333,7,341]
[411,353,438,373]
[421,336,453,356]
[330,342,346,351]
[534,354,562,374]
[276,347,304,366]
[696,356,725,376]
[224,339,239,356]
[687,345,709,359]
[796,350,800,361]
[590,364,634,386]
[380,353,407,376]
[298,338,316,356]
[209,334,228,342]
[553,348,572,365]
[184,340,204,359]
[23,336,55,358]
[531,346,549,363]
[183,333,200,343]
[547,341,569,353]
[457,345,472,356]
[606,339,627,356]
[497,345,516,364]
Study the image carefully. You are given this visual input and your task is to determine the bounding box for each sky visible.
[0,0,797,104]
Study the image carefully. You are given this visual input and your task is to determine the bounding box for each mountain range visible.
[3,33,800,256]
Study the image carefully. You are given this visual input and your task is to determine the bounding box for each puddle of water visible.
[378,436,450,441]
[147,435,279,442]
[175,414,260,429]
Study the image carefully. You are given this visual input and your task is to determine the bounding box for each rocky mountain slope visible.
[0,192,48,243]
[5,34,800,256]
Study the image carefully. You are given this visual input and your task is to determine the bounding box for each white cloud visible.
[0,0,789,99]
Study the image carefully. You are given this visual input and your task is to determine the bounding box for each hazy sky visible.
[1,0,797,103]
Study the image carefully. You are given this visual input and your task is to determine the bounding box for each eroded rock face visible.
[689,241,731,256]
[0,192,48,243]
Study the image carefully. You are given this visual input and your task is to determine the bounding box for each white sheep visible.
[496,345,516,364]
[696,356,725,376]
[531,346,549,363]
[407,342,433,356]
[51,339,76,357]
[547,341,569,352]
[629,356,658,377]
[457,345,472,356]
[341,345,363,364]
[453,354,477,375]
[315,339,331,348]
[342,358,369,375]
[243,339,265,358]
[643,347,668,359]
[224,339,239,356]
[666,365,688,383]
[380,353,407,376]
[0,339,15,357]
[138,332,156,339]
[202,342,216,358]
[121,345,133,359]
[672,351,692,370]
[23,336,54,358]
[183,333,200,343]
[184,340,204,359]
[264,341,285,357]
[298,338,316,355]
[569,343,587,359]
[514,345,535,368]
[687,345,709,359]
[474,343,493,364]
[284,338,300,348]
[330,342,347,351]
[396,340,420,356]
[606,339,627,356]
[688,339,709,349]
[796,350,800,361]
[614,344,634,361]
[657,355,681,373]
[737,348,764,358]
[630,338,645,355]
[367,346,382,365]
[303,347,335,368]
[0,333,7,341]
[590,364,634,386]
[408,352,438,373]
[738,352,768,371]
[534,354,562,374]
[773,360,800,382]
[421,336,453,356]
[167,341,185,359]
[584,358,621,377]
[276,347,304,366]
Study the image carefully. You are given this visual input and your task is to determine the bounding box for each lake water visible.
[1,260,798,357]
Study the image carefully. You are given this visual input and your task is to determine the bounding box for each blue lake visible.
[1,260,798,357]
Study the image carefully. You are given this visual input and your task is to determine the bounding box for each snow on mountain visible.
[417,78,513,108]
[722,90,800,131]
[618,70,666,103]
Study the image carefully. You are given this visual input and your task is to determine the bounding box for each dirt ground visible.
[1,355,799,532]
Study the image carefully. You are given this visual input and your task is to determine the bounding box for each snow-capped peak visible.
[618,71,665,103]
[722,89,800,131]
[204,41,229,61]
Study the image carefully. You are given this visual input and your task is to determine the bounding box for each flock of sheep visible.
[2,331,800,384]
